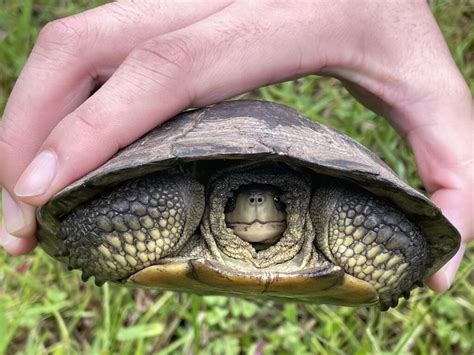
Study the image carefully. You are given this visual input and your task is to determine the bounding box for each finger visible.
[0,223,37,255]
[426,244,466,292]
[426,186,473,291]
[1,188,36,237]
[407,116,473,291]
[0,1,231,237]
[13,2,334,206]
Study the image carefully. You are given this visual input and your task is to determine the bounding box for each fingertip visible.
[426,243,465,292]
[0,224,38,255]
[2,188,37,238]
[425,270,450,292]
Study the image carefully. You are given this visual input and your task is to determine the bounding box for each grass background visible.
[0,1,472,354]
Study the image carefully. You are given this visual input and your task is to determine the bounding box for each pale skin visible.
[0,1,472,292]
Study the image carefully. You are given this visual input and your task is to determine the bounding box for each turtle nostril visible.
[248,194,265,205]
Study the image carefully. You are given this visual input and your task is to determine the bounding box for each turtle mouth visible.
[226,220,286,244]
[224,183,287,245]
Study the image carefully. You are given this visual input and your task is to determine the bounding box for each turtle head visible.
[224,184,286,244]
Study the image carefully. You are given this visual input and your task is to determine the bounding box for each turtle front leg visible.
[57,174,204,285]
[311,184,430,310]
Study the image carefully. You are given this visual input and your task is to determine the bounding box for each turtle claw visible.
[81,272,92,282]
[416,280,424,288]
[94,278,105,287]
[379,294,401,311]
[402,290,411,300]
[391,297,399,308]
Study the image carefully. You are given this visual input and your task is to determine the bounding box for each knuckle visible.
[72,107,108,133]
[36,17,88,53]
[131,35,197,75]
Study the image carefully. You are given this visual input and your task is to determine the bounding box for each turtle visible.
[37,100,460,310]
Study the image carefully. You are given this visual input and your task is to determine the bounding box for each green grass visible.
[1,1,473,354]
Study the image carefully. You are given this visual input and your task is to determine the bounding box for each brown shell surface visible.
[38,100,460,279]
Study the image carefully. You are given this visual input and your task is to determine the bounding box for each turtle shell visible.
[37,100,460,298]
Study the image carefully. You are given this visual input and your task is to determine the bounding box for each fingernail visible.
[14,150,58,197]
[2,188,26,234]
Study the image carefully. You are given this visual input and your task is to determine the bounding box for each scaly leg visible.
[58,174,204,285]
[311,184,430,310]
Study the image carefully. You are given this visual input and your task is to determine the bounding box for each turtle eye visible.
[225,195,236,213]
[273,196,286,211]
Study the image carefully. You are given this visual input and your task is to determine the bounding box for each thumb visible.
[426,187,473,291]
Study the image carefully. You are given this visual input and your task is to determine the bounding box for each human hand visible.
[1,0,472,291]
